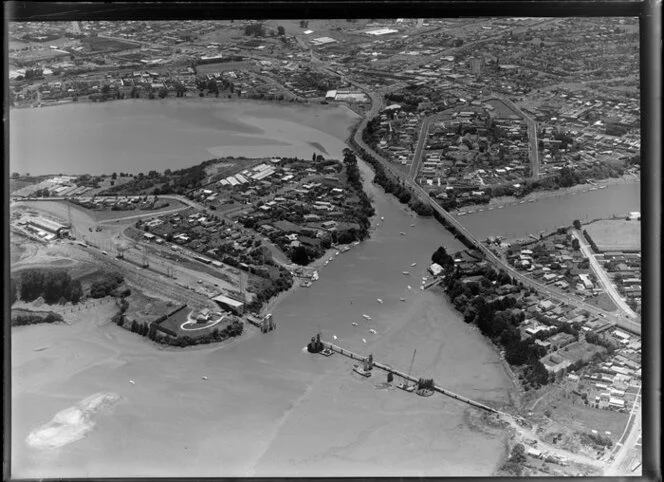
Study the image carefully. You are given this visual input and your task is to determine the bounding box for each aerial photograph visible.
[8,14,647,478]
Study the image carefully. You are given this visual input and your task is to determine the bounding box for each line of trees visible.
[12,311,64,327]
[18,269,83,304]
[153,320,244,347]
[349,122,433,216]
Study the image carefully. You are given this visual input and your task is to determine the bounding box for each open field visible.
[196,61,258,74]
[121,290,174,325]
[486,98,521,119]
[583,292,618,312]
[530,384,629,442]
[82,37,140,52]
[584,219,641,252]
[203,157,266,182]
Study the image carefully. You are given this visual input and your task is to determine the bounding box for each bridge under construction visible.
[319,339,501,415]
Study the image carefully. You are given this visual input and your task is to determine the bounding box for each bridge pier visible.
[321,340,498,414]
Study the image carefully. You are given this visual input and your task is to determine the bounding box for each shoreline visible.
[259,244,358,317]
[451,173,640,215]
[10,94,360,116]
[11,96,361,177]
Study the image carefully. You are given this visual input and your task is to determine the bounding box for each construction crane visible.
[398,349,417,392]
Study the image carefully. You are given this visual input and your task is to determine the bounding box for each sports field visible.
[585,219,641,252]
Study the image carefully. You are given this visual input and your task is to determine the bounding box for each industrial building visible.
[212,294,245,315]
[27,216,69,238]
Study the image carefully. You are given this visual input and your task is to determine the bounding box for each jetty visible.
[423,277,445,290]
[246,313,276,333]
[319,340,499,414]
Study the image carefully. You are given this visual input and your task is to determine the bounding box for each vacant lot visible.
[583,292,618,312]
[82,37,139,52]
[486,99,521,119]
[196,61,258,74]
[532,384,629,444]
[585,219,641,252]
[124,290,174,325]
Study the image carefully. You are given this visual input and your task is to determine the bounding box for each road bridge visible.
[349,91,640,336]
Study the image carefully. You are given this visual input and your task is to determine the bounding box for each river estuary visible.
[11,99,640,477]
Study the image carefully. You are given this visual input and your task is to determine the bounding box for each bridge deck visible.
[321,340,499,414]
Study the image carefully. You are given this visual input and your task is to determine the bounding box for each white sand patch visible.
[26,392,121,450]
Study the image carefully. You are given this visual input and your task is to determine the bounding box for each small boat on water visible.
[33,346,49,352]
[528,199,535,203]
[352,322,359,326]
[410,224,415,227]
[353,365,372,377]
[519,201,525,204]
[381,216,385,221]
[362,338,367,343]
[377,223,380,227]
[335,251,340,256]
[410,263,417,267]
[400,232,406,236]
[328,257,334,262]
[590,188,597,191]
[422,277,427,281]
[352,241,360,246]
[340,246,351,252]
[202,376,208,380]
[407,285,412,290]
[368,329,377,335]
[376,298,383,304]
[599,185,607,189]
[498,205,504,209]
[402,271,410,275]
[129,380,136,385]
[362,314,372,320]
[400,298,406,302]
[324,261,329,266]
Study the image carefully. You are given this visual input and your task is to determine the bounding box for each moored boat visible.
[353,365,372,377]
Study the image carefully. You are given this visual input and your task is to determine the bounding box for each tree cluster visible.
[431,245,454,269]
[19,269,83,304]
[442,263,552,389]
[350,121,432,217]
[12,311,64,327]
[89,272,125,298]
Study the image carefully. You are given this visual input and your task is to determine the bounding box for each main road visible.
[604,387,642,476]
[572,229,640,320]
[348,83,641,336]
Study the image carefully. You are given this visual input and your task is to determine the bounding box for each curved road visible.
[349,84,641,336]
[572,229,639,320]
